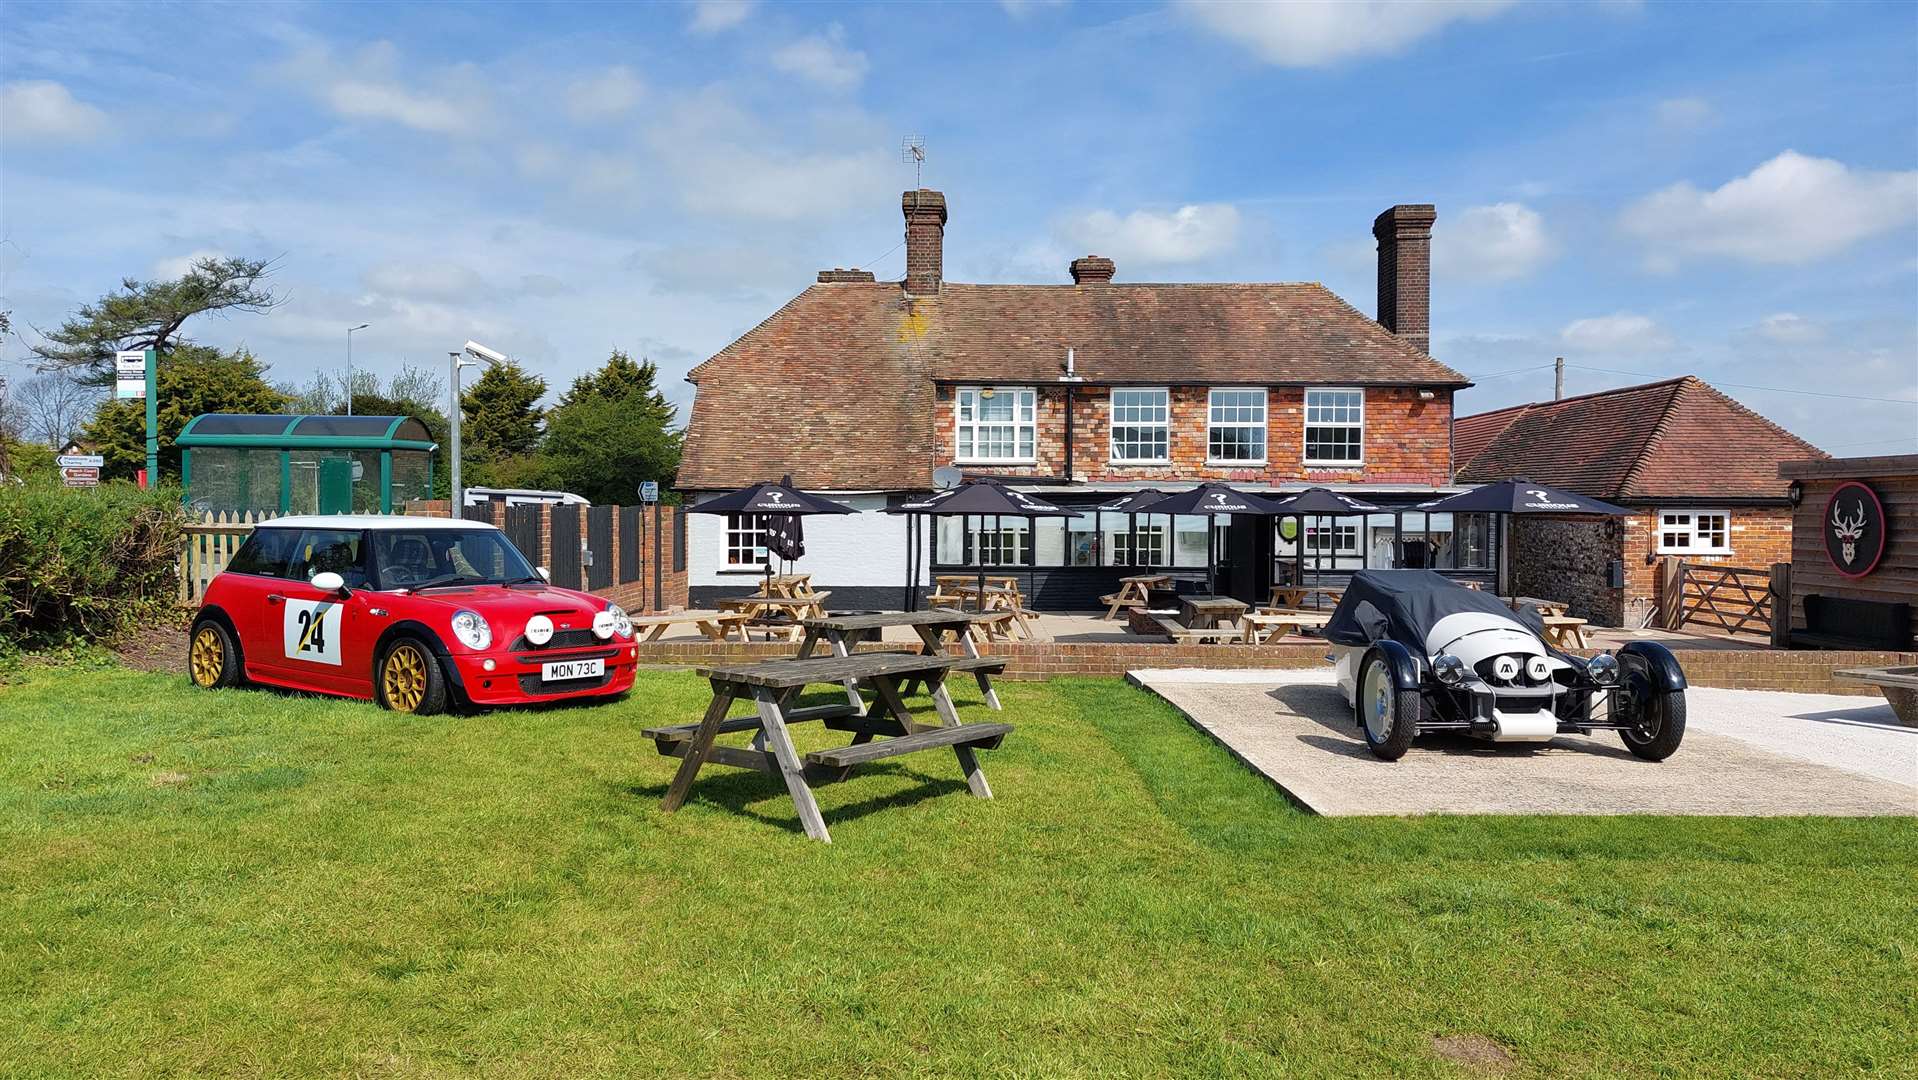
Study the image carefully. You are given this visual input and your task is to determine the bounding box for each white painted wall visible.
[686,493,927,592]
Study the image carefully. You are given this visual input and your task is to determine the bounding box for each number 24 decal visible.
[295,609,327,653]
[282,600,344,666]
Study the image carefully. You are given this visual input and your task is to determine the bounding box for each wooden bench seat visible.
[1153,615,1243,643]
[804,722,1014,767]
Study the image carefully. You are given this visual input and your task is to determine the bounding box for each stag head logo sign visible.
[1822,481,1886,579]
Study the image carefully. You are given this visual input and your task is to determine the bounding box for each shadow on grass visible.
[618,760,971,837]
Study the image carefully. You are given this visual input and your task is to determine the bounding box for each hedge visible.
[0,481,187,650]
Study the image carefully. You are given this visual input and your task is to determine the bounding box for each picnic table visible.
[1240,610,1331,644]
[628,610,751,643]
[1270,584,1343,609]
[1102,573,1170,620]
[644,652,1013,843]
[798,609,1005,711]
[936,582,1035,639]
[1178,595,1247,630]
[717,594,834,640]
[1541,615,1591,649]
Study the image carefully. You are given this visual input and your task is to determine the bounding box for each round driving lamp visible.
[1525,656,1552,683]
[1492,655,1521,682]
[524,614,554,646]
[1431,654,1467,686]
[592,609,617,640]
[1587,653,1621,685]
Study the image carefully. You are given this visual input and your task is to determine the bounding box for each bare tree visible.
[16,371,100,447]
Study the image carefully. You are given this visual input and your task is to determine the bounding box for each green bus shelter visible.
[177,414,437,515]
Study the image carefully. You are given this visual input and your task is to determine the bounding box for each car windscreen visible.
[370,529,538,589]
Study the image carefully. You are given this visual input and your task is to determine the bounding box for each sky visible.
[2,0,1915,456]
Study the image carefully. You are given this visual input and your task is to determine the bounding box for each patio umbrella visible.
[1136,483,1292,597]
[887,479,1075,611]
[1273,487,1384,610]
[1415,478,1634,600]
[1095,488,1170,570]
[688,475,857,586]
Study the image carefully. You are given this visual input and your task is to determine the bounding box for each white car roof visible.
[258,515,500,531]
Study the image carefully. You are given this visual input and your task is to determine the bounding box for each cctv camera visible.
[463,340,508,365]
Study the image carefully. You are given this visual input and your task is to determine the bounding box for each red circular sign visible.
[1822,481,1886,579]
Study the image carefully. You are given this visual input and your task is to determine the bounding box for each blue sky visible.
[3,0,1914,454]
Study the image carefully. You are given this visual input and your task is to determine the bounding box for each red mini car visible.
[187,515,638,713]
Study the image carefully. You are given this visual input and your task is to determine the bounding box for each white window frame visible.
[1206,387,1268,466]
[1303,387,1365,467]
[1108,387,1171,464]
[954,386,1037,465]
[1303,521,1361,556]
[1655,509,1733,556]
[725,514,769,568]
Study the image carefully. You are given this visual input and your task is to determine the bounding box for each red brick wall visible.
[1623,506,1794,624]
[939,385,1451,486]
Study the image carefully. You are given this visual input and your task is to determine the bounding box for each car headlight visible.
[1525,656,1552,683]
[1431,653,1467,686]
[450,609,492,651]
[1587,653,1620,685]
[606,603,633,639]
[1491,655,1521,682]
[524,614,554,646]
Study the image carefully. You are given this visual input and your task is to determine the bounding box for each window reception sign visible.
[1823,481,1887,579]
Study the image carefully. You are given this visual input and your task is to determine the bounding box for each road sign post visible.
[117,349,158,487]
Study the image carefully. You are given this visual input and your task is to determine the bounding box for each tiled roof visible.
[1454,376,1825,501]
[679,281,1468,490]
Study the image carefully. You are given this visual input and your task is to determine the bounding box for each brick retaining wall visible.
[632,639,1913,697]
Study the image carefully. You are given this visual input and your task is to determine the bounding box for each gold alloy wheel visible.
[189,627,225,687]
[381,643,429,712]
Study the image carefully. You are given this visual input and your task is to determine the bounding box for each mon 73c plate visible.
[541,658,604,682]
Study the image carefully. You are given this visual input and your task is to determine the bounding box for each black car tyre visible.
[1618,660,1686,761]
[1357,651,1420,761]
[187,619,243,689]
[376,636,448,716]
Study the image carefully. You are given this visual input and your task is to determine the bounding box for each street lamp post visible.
[345,323,369,415]
[449,340,507,513]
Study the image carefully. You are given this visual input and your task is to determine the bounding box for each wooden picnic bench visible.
[1240,610,1331,644]
[1178,595,1247,630]
[627,610,751,643]
[1102,573,1170,620]
[798,609,1008,711]
[1270,584,1343,609]
[645,652,1014,843]
[1540,615,1590,649]
[718,593,834,641]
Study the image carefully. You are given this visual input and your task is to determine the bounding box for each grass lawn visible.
[2,665,1913,1078]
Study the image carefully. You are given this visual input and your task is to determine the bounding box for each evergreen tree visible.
[31,257,279,386]
[539,351,680,505]
[460,360,546,460]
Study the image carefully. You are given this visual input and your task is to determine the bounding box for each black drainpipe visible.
[1062,384,1074,483]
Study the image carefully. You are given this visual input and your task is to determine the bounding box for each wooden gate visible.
[618,506,641,584]
[504,503,542,569]
[586,505,614,590]
[1661,560,1774,637]
[548,504,582,589]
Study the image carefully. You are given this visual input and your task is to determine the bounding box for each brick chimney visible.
[902,189,947,295]
[1373,204,1437,354]
[817,268,876,283]
[1069,255,1115,284]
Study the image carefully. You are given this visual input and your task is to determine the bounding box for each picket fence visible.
[178,510,273,605]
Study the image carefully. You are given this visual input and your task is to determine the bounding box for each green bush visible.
[0,481,187,650]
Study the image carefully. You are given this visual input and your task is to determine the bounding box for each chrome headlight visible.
[592,609,616,640]
[450,609,492,651]
[1491,655,1521,682]
[1525,656,1552,683]
[607,602,633,639]
[524,614,554,646]
[1431,653,1467,686]
[1587,653,1620,685]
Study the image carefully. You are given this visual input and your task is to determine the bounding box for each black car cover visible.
[1324,570,1544,656]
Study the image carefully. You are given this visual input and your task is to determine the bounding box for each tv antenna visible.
[901,134,926,187]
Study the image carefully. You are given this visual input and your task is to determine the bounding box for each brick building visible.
[1455,377,1823,626]
[678,189,1488,610]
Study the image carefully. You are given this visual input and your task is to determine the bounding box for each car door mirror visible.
[536,567,550,582]
[310,571,348,595]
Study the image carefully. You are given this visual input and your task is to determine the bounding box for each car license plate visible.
[541,658,604,682]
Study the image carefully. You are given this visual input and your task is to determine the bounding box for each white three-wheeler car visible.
[1324,570,1688,762]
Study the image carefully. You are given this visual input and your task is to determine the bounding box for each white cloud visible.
[999,0,1069,17]
[1561,312,1671,353]
[771,25,869,91]
[363,262,491,302]
[1621,150,1918,267]
[0,79,108,141]
[1179,0,1516,68]
[152,249,227,280]
[1436,202,1552,282]
[1060,204,1242,265]
[1653,97,1713,129]
[281,42,486,136]
[644,94,891,221]
[566,66,645,122]
[688,0,755,34]
[1755,312,1821,344]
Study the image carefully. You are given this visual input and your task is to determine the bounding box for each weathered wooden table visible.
[1240,610,1331,644]
[628,610,751,643]
[797,609,1006,711]
[1178,595,1248,630]
[644,652,1014,843]
[1270,584,1344,609]
[1103,573,1170,620]
[1541,615,1590,649]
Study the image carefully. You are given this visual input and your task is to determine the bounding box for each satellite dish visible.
[932,466,964,490]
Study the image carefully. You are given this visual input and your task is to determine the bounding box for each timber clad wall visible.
[1783,458,1918,644]
[939,385,1453,487]
[408,500,687,612]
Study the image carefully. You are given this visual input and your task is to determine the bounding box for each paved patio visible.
[1129,668,1917,817]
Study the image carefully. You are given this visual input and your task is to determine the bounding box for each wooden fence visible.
[179,510,272,604]
[1657,558,1779,638]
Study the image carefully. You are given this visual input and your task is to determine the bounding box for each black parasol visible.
[1137,483,1292,597]
[688,475,856,586]
[887,479,1075,611]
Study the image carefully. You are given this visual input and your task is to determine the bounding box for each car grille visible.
[509,628,601,651]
